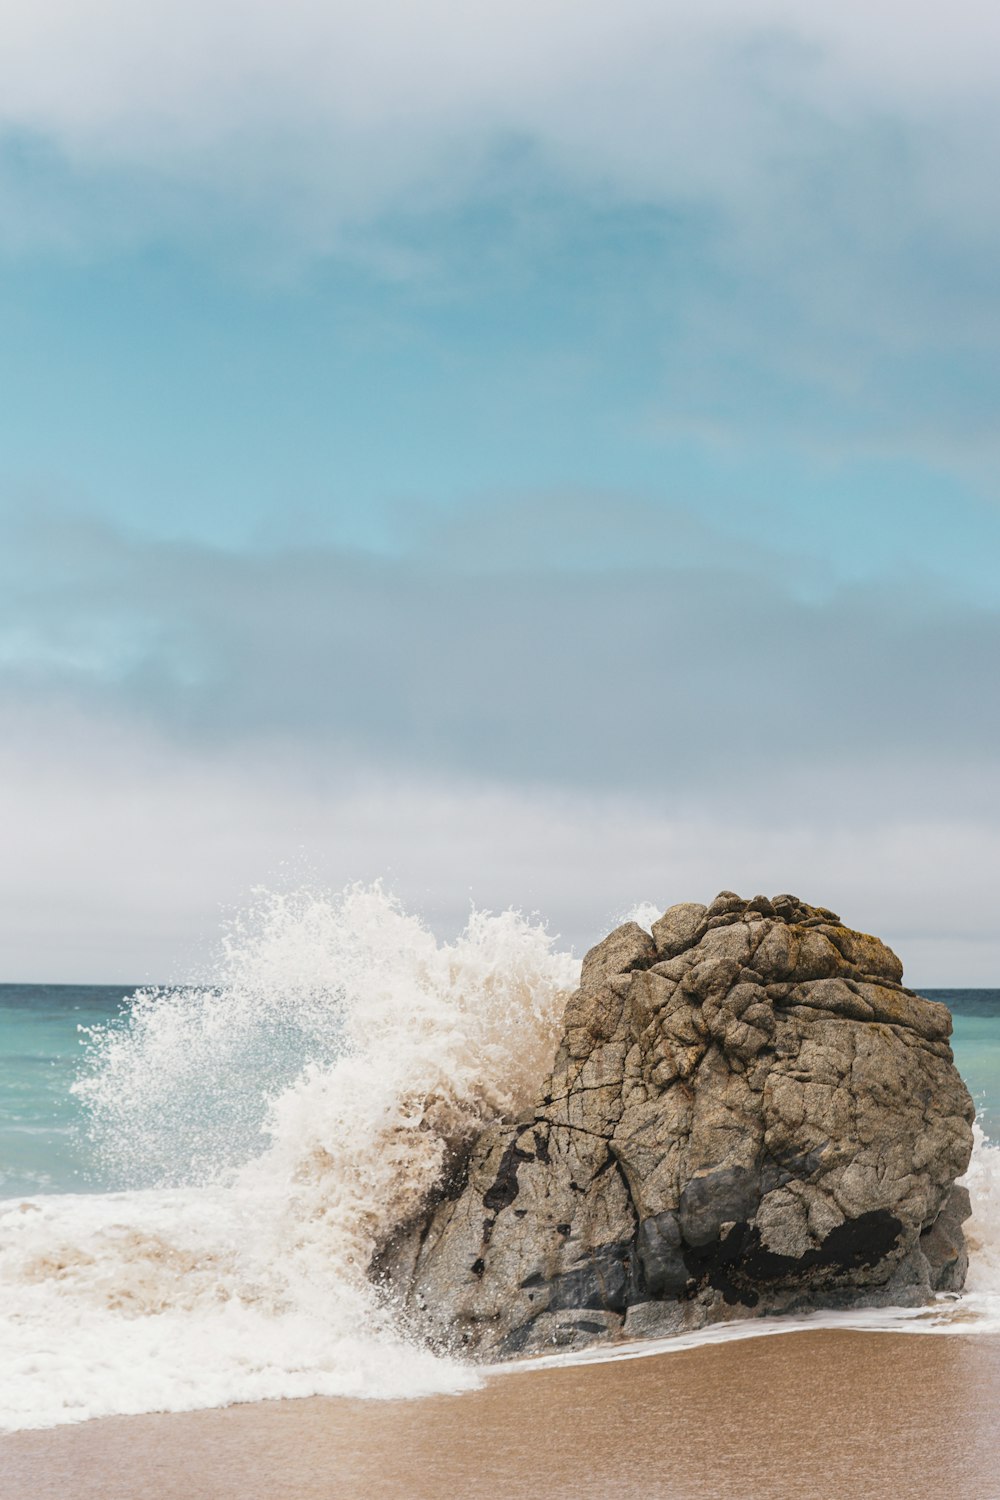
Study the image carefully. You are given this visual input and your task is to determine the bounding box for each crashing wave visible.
[1,884,999,1431]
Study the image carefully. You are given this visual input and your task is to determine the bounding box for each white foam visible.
[956,1123,1000,1299]
[0,1185,480,1430]
[1,885,577,1431]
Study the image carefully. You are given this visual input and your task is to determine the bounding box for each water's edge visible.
[1,893,997,1431]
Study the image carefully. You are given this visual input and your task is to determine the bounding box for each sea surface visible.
[4,982,1000,1200]
[1,886,999,1435]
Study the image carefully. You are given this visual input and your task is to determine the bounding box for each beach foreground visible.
[4,1328,998,1500]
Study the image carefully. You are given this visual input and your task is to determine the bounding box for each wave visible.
[2,884,999,1431]
[1,884,575,1429]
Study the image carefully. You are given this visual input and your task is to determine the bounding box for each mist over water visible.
[1,883,999,1433]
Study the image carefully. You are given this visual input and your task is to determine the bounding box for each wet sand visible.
[4,1329,998,1500]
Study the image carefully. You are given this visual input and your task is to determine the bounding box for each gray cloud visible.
[1,503,996,981]
[1,503,997,817]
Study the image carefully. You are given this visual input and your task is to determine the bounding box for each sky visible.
[1,0,998,980]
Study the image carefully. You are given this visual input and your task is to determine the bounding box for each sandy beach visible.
[5,1328,998,1500]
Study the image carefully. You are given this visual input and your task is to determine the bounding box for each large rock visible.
[376,893,975,1357]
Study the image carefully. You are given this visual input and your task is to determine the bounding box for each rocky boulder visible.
[377,893,976,1356]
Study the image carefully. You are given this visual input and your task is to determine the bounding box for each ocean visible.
[2,885,1000,1446]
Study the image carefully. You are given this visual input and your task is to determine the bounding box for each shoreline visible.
[4,1328,998,1500]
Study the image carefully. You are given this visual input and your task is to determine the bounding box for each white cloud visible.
[0,0,998,257]
[2,2,995,148]
[0,699,996,983]
[3,0,998,488]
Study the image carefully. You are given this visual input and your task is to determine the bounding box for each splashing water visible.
[71,883,575,1189]
[3,883,1000,1433]
[0,885,578,1429]
[960,1123,1000,1298]
[227,883,578,1299]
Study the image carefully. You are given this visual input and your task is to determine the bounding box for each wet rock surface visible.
[377,893,976,1357]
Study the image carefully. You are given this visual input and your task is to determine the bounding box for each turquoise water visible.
[1,982,998,1200]
[0,985,132,1195]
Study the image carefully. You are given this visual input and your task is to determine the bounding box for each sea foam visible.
[1,885,575,1429]
[2,884,999,1432]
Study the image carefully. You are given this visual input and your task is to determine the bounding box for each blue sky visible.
[0,0,998,978]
